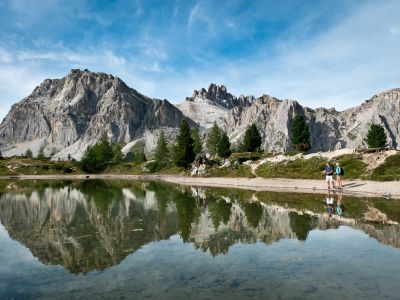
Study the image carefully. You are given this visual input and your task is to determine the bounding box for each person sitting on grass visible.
[322,162,335,190]
[335,162,344,189]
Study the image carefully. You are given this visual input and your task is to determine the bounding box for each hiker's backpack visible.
[340,167,345,176]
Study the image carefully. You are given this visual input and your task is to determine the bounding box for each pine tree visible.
[36,145,47,160]
[25,148,33,158]
[155,130,169,166]
[240,124,262,152]
[217,131,231,158]
[291,115,311,152]
[206,122,222,156]
[174,120,195,168]
[191,127,202,155]
[112,143,124,163]
[365,124,387,148]
[80,133,114,172]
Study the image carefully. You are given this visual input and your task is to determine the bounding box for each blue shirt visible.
[325,166,333,175]
[335,166,341,174]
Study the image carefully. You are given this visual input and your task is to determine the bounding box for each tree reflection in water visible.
[0,179,399,274]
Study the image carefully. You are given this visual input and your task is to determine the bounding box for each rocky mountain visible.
[0,69,399,158]
[177,83,255,129]
[0,69,193,159]
[218,89,400,152]
[186,83,255,109]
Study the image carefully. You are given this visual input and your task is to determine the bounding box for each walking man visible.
[322,162,335,190]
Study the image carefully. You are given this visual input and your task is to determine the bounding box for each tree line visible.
[6,117,387,172]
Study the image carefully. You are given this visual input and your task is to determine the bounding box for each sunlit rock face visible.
[218,89,400,152]
[0,181,399,273]
[2,68,398,157]
[0,69,194,159]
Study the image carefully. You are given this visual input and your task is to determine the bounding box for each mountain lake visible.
[0,179,400,299]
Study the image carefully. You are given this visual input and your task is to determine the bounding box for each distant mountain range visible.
[0,69,399,159]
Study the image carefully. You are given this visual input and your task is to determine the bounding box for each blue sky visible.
[0,0,399,120]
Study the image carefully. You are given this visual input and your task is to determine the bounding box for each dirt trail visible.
[1,174,399,199]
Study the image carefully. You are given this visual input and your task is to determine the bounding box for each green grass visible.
[256,156,327,179]
[370,152,400,181]
[0,157,83,175]
[206,165,255,178]
[255,154,368,180]
[332,154,367,179]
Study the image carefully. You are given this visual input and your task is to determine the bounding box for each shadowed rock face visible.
[0,181,399,273]
[0,69,193,159]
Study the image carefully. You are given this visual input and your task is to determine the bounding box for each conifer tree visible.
[155,130,169,166]
[365,124,387,148]
[217,131,231,158]
[206,122,222,156]
[191,127,202,155]
[291,115,311,152]
[80,133,114,172]
[240,124,262,152]
[25,148,33,158]
[36,145,47,160]
[174,120,195,168]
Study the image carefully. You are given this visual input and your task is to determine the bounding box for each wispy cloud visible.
[0,0,399,122]
[188,2,201,29]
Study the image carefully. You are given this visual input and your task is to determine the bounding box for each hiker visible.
[322,162,335,190]
[335,162,344,189]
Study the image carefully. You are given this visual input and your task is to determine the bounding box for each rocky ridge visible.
[0,69,192,159]
[0,69,399,158]
[217,89,400,152]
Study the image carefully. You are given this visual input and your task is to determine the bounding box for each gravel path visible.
[0,174,399,199]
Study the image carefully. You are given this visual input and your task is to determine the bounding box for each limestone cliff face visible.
[0,69,399,157]
[0,69,192,159]
[186,83,255,109]
[218,89,400,152]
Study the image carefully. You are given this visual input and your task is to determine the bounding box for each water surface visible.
[0,180,399,299]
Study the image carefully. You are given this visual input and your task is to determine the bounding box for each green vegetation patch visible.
[256,154,368,180]
[206,165,255,178]
[256,156,327,179]
[332,154,367,179]
[370,152,400,181]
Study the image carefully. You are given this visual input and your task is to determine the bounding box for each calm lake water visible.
[0,180,400,299]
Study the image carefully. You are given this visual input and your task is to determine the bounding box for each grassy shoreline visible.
[1,151,399,181]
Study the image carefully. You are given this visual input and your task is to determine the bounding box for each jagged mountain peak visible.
[186,83,255,109]
[0,69,193,159]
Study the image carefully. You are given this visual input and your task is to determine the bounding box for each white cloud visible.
[0,49,12,63]
[183,0,400,111]
[188,3,200,29]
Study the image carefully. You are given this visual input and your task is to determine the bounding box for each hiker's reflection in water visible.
[336,194,344,216]
[325,193,345,218]
[326,192,334,218]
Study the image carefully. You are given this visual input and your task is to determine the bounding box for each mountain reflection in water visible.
[0,180,399,274]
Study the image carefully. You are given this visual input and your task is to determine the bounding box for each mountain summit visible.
[0,69,399,159]
[186,83,254,109]
[0,69,191,159]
